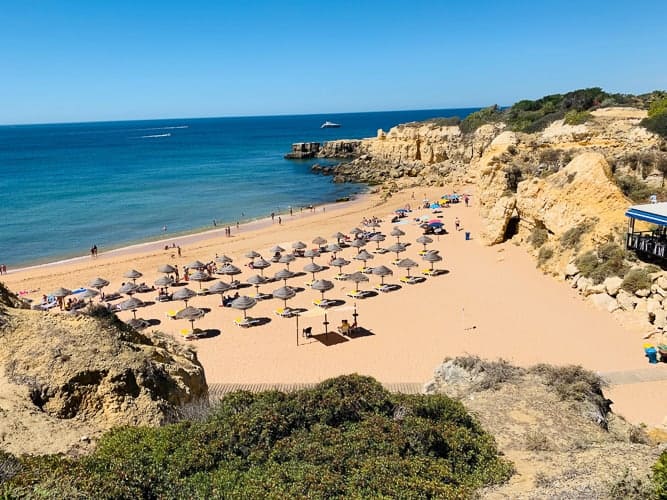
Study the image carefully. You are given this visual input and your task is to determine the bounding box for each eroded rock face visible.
[0,306,208,428]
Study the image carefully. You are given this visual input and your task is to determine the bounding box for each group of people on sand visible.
[361,216,382,227]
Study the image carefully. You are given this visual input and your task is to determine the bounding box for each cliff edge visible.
[0,283,208,456]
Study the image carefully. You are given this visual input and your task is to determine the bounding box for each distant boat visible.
[321,121,341,129]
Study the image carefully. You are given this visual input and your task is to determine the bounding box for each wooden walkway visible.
[208,382,423,400]
[599,365,667,385]
[207,368,667,400]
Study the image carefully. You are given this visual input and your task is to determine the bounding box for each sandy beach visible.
[3,187,666,428]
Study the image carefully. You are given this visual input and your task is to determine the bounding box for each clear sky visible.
[2,0,666,124]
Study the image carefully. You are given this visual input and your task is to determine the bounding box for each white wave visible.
[137,125,188,131]
[141,133,171,138]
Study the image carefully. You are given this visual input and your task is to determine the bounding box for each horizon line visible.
[0,105,487,128]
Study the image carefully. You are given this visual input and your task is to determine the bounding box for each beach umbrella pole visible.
[295,313,299,346]
[324,312,329,340]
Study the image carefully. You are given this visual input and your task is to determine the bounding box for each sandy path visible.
[3,187,665,428]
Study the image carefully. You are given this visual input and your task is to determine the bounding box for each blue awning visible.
[626,204,667,226]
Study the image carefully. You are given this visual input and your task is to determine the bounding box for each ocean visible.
[0,108,476,268]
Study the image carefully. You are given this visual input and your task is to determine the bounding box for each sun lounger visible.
[421,269,439,276]
[234,317,261,328]
[156,293,172,302]
[255,292,272,301]
[400,276,423,285]
[166,310,177,320]
[374,284,394,293]
[103,292,121,302]
[333,273,349,281]
[346,290,368,299]
[313,298,334,308]
[275,307,296,318]
[196,288,209,296]
[361,267,374,274]
[374,248,388,254]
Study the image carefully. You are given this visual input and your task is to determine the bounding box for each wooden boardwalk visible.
[207,367,667,400]
[208,382,423,400]
[599,365,667,385]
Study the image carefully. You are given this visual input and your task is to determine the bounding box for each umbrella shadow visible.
[254,317,272,327]
[311,331,349,346]
[291,286,306,293]
[363,290,379,298]
[142,301,156,307]
[292,272,307,278]
[429,269,450,276]
[326,299,346,307]
[346,327,374,339]
[200,307,212,314]
[196,329,221,339]
[147,319,162,326]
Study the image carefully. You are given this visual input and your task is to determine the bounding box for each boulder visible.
[658,276,667,290]
[654,310,667,329]
[575,276,594,293]
[616,290,638,311]
[603,276,623,297]
[565,263,580,277]
[635,288,651,298]
[589,293,620,312]
[583,284,606,297]
[646,297,662,316]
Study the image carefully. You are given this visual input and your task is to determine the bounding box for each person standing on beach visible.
[0,264,3,275]
[464,195,469,207]
[271,212,275,222]
[278,216,282,225]
[177,246,181,257]
[289,206,293,216]
[454,218,461,231]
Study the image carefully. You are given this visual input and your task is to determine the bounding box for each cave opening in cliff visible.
[503,216,521,241]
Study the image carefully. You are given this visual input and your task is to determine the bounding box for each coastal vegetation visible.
[1,375,513,498]
[455,88,667,136]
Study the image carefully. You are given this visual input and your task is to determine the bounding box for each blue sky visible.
[1,0,666,124]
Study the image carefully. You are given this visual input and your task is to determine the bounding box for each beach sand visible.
[4,187,666,428]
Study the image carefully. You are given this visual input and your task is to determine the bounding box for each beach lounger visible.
[275,307,295,318]
[234,317,261,328]
[346,290,367,299]
[374,248,388,254]
[156,293,172,302]
[421,269,439,276]
[255,292,272,301]
[333,273,349,281]
[313,298,334,308]
[196,288,209,296]
[400,276,423,285]
[374,284,394,293]
[166,310,177,320]
[361,267,374,274]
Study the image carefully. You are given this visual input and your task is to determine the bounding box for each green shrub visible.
[608,468,655,500]
[621,268,651,294]
[451,356,525,390]
[564,110,592,125]
[648,97,667,118]
[560,221,593,249]
[576,242,630,284]
[641,112,667,139]
[653,451,667,498]
[537,246,554,266]
[459,105,502,134]
[530,226,549,248]
[5,375,513,498]
[615,175,654,203]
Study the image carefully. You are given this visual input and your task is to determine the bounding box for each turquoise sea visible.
[0,109,475,268]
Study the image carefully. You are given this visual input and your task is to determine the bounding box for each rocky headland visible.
[292,91,667,336]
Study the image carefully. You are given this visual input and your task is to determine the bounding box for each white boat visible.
[321,121,341,129]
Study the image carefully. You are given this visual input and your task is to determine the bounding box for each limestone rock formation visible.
[0,283,207,455]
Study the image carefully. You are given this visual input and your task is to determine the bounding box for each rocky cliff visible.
[0,283,208,456]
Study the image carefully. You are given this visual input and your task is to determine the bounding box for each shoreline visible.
[7,192,370,275]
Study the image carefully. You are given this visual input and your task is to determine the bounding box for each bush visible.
[641,112,667,139]
[564,110,592,125]
[459,105,502,134]
[621,268,651,294]
[537,246,553,267]
[653,451,667,498]
[615,175,654,203]
[451,356,525,391]
[5,375,513,498]
[575,243,629,284]
[523,431,553,452]
[529,226,549,248]
[648,97,667,118]
[560,221,593,249]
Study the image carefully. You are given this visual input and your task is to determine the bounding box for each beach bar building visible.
[625,202,667,259]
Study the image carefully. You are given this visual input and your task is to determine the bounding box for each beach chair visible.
[166,310,177,320]
[302,326,312,338]
[275,307,295,318]
[313,298,333,308]
[374,284,393,293]
[400,276,422,285]
[346,290,366,299]
[234,317,261,328]
[421,269,438,276]
[334,273,349,281]
[196,288,209,296]
[180,328,195,340]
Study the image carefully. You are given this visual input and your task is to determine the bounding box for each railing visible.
[627,232,667,258]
